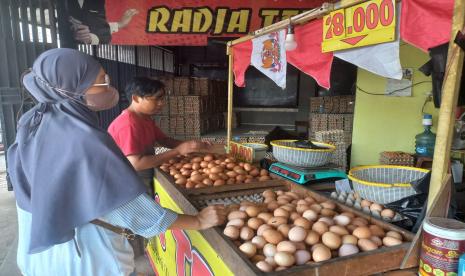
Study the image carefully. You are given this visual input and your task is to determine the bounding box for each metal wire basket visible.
[270,140,335,167]
[348,165,430,204]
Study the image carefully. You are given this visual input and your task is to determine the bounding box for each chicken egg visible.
[265,256,277,267]
[361,199,372,208]
[267,216,288,227]
[358,238,378,251]
[318,217,335,226]
[312,221,329,235]
[245,206,261,217]
[251,236,267,249]
[239,242,257,257]
[342,235,358,245]
[294,217,312,229]
[295,250,312,265]
[228,210,247,220]
[256,261,273,272]
[240,226,255,241]
[277,224,291,237]
[334,215,351,226]
[263,229,284,244]
[329,225,349,236]
[247,217,265,230]
[227,218,245,228]
[381,209,395,219]
[353,226,372,239]
[223,226,240,239]
[257,224,273,236]
[320,208,337,217]
[369,225,386,238]
[370,236,383,247]
[302,209,319,221]
[288,226,307,242]
[338,244,359,257]
[383,236,403,247]
[276,241,297,254]
[263,243,277,257]
[320,201,337,210]
[305,230,320,246]
[274,252,295,267]
[257,212,273,222]
[312,245,332,262]
[322,232,342,250]
[386,231,403,240]
[370,203,383,212]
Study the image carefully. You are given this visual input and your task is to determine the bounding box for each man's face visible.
[133,91,165,115]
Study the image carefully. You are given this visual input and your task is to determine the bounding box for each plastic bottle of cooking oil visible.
[415,114,436,157]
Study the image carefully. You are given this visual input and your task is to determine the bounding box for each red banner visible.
[70,0,325,46]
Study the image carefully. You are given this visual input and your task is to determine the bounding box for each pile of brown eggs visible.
[159,153,272,189]
[222,189,405,272]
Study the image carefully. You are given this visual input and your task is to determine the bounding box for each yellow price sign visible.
[322,0,396,52]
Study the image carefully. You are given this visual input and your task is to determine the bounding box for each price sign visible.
[228,141,254,163]
[322,0,396,52]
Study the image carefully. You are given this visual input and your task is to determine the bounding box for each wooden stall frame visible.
[225,0,373,149]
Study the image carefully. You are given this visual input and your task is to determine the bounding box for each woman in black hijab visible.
[8,48,225,276]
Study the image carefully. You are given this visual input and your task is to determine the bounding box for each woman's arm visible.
[103,194,226,238]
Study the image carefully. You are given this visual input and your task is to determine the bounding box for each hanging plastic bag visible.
[385,193,428,231]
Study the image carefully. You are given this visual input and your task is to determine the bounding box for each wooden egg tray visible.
[187,182,416,276]
[156,168,284,197]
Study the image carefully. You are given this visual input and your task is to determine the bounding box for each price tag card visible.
[322,0,396,52]
[335,179,353,193]
[228,141,254,163]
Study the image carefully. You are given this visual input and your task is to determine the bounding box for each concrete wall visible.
[350,44,437,167]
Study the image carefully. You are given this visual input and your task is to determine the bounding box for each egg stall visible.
[147,151,417,275]
[145,0,465,274]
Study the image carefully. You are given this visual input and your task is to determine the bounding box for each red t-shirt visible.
[108,109,167,156]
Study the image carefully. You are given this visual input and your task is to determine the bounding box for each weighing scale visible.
[269,162,347,185]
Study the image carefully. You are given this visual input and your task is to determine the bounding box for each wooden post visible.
[428,1,465,208]
[226,45,234,150]
[400,175,452,269]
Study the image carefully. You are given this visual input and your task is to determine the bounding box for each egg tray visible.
[195,193,264,209]
[189,185,285,210]
[329,191,407,223]
[191,183,416,275]
[156,168,285,197]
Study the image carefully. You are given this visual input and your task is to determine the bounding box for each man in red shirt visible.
[108,77,210,196]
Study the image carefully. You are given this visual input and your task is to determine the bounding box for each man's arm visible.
[127,149,179,171]
[157,137,183,149]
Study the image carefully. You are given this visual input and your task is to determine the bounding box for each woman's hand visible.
[195,205,226,230]
[175,140,212,155]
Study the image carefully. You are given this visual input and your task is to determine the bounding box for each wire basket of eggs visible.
[270,140,335,167]
[348,165,430,204]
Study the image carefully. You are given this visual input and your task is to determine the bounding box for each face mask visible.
[84,86,119,111]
